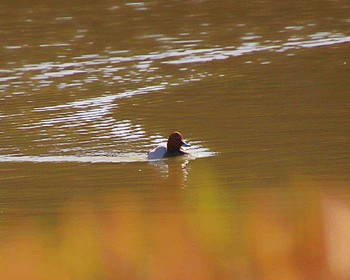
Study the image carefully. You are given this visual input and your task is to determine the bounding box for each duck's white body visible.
[147,145,167,160]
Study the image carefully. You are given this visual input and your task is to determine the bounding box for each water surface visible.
[0,0,350,279]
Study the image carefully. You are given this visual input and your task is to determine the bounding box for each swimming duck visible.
[148,131,190,159]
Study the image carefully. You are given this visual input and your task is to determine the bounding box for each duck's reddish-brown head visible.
[167,131,189,151]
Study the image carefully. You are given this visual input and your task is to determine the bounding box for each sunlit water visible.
[0,1,350,279]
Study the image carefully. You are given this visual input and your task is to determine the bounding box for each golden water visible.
[0,1,350,279]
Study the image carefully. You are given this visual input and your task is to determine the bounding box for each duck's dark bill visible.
[181,140,190,147]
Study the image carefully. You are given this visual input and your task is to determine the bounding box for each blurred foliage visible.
[0,163,350,280]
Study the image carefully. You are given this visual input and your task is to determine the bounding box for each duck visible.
[148,131,190,159]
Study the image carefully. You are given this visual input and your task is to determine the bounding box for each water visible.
[0,1,350,278]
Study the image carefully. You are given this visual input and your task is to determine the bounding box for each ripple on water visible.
[2,29,344,163]
[161,32,350,64]
[0,148,216,164]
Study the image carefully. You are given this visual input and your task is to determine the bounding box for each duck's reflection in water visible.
[148,158,190,189]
